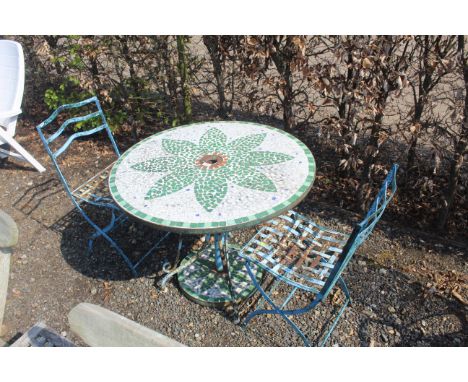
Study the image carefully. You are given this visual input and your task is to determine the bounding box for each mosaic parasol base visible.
[177,244,264,307]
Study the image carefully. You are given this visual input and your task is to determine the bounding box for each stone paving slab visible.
[68,303,185,347]
[0,210,18,248]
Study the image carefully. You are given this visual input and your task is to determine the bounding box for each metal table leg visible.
[158,234,185,290]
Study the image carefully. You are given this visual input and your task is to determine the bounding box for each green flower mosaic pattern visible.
[131,128,294,212]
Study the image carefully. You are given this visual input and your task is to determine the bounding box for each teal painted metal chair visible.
[239,164,398,346]
[36,96,170,276]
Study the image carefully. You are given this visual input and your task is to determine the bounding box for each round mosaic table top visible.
[109,121,315,234]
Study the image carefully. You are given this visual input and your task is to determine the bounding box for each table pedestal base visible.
[177,244,263,308]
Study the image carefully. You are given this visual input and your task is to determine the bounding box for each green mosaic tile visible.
[109,121,316,233]
[145,168,196,200]
[130,127,294,212]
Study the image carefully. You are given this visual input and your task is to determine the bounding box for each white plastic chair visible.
[0,40,45,172]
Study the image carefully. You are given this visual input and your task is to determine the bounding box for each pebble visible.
[2,192,465,348]
[421,320,427,327]
[61,331,67,337]
[363,308,377,319]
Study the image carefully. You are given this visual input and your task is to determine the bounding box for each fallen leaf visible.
[362,57,373,68]
[452,290,467,305]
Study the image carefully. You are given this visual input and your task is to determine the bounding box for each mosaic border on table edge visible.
[108,121,316,233]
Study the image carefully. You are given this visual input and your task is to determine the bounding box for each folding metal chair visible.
[239,164,398,346]
[36,96,170,276]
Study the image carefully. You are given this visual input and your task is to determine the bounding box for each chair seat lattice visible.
[71,162,115,205]
[240,211,350,293]
[240,165,398,346]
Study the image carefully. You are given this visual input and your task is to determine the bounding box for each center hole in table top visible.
[195,153,228,170]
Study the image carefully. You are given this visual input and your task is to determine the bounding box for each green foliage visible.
[44,76,91,111]
[44,76,98,131]
[107,109,128,132]
[18,34,467,234]
[43,76,129,132]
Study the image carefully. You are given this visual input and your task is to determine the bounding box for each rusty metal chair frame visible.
[239,164,398,346]
[36,96,170,276]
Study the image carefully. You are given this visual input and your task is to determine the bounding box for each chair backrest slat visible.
[53,124,107,158]
[36,97,98,131]
[47,111,102,144]
[36,96,120,201]
[320,164,398,299]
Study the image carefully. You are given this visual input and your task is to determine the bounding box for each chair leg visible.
[79,202,171,277]
[133,231,171,270]
[87,232,97,255]
[86,209,118,255]
[242,263,352,347]
[338,276,352,303]
[80,209,138,277]
[88,224,139,277]
[243,262,313,347]
[0,126,46,172]
[318,276,351,347]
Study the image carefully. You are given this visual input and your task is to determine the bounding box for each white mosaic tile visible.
[111,122,315,229]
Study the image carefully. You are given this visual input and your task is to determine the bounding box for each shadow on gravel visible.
[54,206,181,281]
[301,199,468,254]
[347,261,467,347]
[13,178,63,216]
[0,156,37,173]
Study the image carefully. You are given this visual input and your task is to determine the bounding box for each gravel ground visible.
[0,122,467,347]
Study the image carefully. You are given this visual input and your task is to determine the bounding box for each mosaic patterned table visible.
[109,121,316,307]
